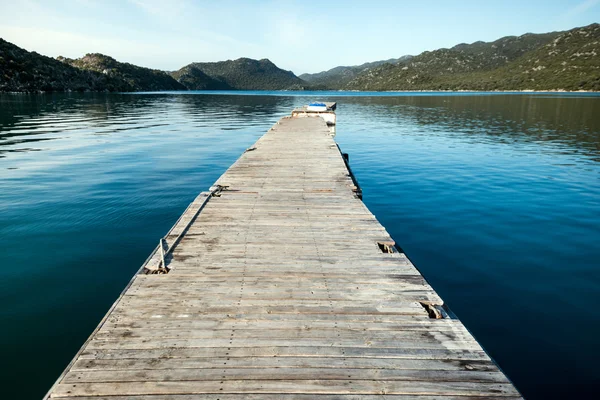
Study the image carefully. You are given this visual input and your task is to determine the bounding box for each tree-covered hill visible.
[0,39,186,92]
[345,23,600,91]
[59,53,186,91]
[170,64,231,90]
[299,56,412,89]
[0,39,116,92]
[172,58,307,90]
[0,40,306,92]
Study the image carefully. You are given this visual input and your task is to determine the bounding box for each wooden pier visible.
[45,105,521,399]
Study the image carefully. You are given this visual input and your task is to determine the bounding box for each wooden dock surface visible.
[45,112,521,399]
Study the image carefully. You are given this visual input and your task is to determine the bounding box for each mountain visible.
[172,58,307,90]
[2,23,598,93]
[345,23,600,91]
[1,39,305,92]
[0,38,117,92]
[170,65,231,90]
[58,53,186,91]
[299,56,412,89]
[0,39,186,92]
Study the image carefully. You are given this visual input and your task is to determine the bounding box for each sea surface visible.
[0,91,599,399]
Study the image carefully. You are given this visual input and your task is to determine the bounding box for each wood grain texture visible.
[45,113,521,398]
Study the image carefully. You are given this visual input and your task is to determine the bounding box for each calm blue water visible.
[1,91,599,399]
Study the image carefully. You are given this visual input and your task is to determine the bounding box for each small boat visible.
[307,102,328,112]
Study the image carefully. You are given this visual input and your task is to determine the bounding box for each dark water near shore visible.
[1,91,599,399]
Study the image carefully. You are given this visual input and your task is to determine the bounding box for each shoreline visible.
[1,89,599,95]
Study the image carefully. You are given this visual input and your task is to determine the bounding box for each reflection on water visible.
[339,94,600,161]
[0,92,599,399]
[0,93,297,159]
[2,92,599,161]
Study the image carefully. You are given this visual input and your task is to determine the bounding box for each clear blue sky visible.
[1,0,598,74]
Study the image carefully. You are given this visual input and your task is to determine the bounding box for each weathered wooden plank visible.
[100,319,468,332]
[79,347,493,361]
[107,305,429,317]
[50,396,524,400]
[52,380,520,397]
[107,311,441,323]
[72,357,498,372]
[63,368,510,384]
[85,338,481,351]
[93,327,474,341]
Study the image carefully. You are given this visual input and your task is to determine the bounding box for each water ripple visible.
[0,92,599,400]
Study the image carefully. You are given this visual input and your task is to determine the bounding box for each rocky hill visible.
[170,65,230,90]
[0,39,115,92]
[1,40,306,92]
[345,24,600,91]
[171,58,306,90]
[59,53,186,91]
[299,56,412,89]
[0,39,186,92]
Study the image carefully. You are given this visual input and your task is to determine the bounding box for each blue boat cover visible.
[309,102,327,107]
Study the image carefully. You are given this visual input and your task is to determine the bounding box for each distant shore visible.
[2,89,599,94]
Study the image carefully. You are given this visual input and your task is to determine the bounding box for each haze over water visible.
[0,91,599,399]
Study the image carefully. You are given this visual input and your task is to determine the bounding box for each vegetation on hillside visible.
[0,39,114,92]
[345,24,600,91]
[170,65,231,90]
[172,58,307,90]
[1,23,598,92]
[299,56,412,89]
[0,39,185,92]
[59,53,186,91]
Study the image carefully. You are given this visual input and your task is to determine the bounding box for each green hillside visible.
[59,53,186,91]
[345,24,600,91]
[0,39,115,92]
[0,39,186,92]
[172,58,306,90]
[170,65,231,90]
[2,23,598,93]
[299,56,412,89]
